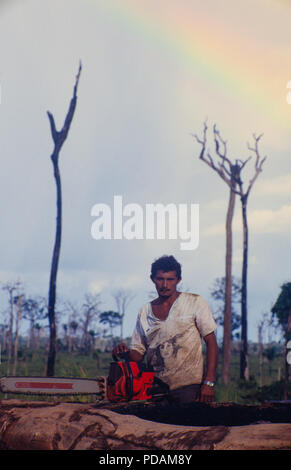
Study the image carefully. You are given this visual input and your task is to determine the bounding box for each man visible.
[113,255,218,405]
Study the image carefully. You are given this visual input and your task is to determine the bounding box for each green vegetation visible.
[0,349,111,379]
[215,347,289,403]
[0,348,112,403]
[0,342,289,405]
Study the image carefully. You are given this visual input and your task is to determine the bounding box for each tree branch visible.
[244,133,267,198]
[47,111,58,144]
[47,61,82,162]
[192,121,232,187]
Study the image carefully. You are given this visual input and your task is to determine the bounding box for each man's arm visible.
[112,342,144,362]
[200,331,219,402]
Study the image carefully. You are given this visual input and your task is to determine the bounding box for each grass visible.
[215,351,288,403]
[0,348,289,404]
[0,349,113,403]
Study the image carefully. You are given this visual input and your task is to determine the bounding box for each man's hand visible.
[112,343,144,362]
[199,383,215,403]
[112,342,129,357]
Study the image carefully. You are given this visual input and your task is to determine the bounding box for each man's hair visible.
[151,255,182,280]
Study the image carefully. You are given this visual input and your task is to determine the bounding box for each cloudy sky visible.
[0,0,291,342]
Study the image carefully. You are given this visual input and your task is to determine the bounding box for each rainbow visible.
[94,0,291,130]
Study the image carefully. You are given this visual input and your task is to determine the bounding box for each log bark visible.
[0,400,291,450]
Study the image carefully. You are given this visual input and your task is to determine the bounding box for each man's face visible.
[151,270,181,298]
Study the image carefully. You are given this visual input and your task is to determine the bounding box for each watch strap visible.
[203,380,215,387]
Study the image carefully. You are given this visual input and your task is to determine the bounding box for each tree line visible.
[1,276,289,390]
[0,280,134,373]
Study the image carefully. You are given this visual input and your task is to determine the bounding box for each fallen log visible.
[0,399,291,450]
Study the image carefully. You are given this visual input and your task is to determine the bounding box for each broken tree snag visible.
[193,123,267,383]
[0,400,291,450]
[193,122,239,386]
[46,62,82,377]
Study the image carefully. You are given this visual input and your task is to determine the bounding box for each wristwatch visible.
[203,380,215,387]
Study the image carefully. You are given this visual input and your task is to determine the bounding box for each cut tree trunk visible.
[0,400,291,450]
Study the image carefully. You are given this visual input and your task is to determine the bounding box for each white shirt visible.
[130,292,217,390]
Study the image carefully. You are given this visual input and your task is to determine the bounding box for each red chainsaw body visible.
[106,359,155,402]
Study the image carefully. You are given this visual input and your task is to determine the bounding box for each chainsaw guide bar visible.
[0,353,169,404]
[0,375,106,398]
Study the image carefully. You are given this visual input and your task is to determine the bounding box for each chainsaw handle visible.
[112,351,130,362]
[111,351,133,401]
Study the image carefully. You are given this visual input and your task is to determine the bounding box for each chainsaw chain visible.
[0,376,107,402]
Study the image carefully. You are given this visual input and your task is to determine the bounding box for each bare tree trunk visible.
[283,315,291,400]
[46,63,82,376]
[113,289,134,340]
[7,291,14,376]
[72,324,78,353]
[258,321,264,388]
[35,326,42,350]
[30,319,37,350]
[47,159,61,376]
[80,294,101,355]
[12,295,23,376]
[284,339,289,400]
[239,135,266,381]
[81,312,90,354]
[2,325,7,354]
[68,329,72,353]
[240,196,249,381]
[68,319,77,353]
[222,185,236,385]
[3,282,21,375]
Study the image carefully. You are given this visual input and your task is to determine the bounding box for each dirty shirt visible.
[130,292,217,391]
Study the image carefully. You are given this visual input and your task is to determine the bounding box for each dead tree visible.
[257,312,269,388]
[0,324,8,355]
[193,122,240,385]
[46,63,82,376]
[80,294,101,355]
[1,280,22,375]
[22,296,46,350]
[235,134,267,380]
[12,294,23,376]
[193,122,266,382]
[65,301,80,353]
[113,289,135,340]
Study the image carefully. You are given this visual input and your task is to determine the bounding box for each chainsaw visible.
[0,353,169,404]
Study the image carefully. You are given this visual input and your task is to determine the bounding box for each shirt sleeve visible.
[130,311,147,356]
[194,296,217,338]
